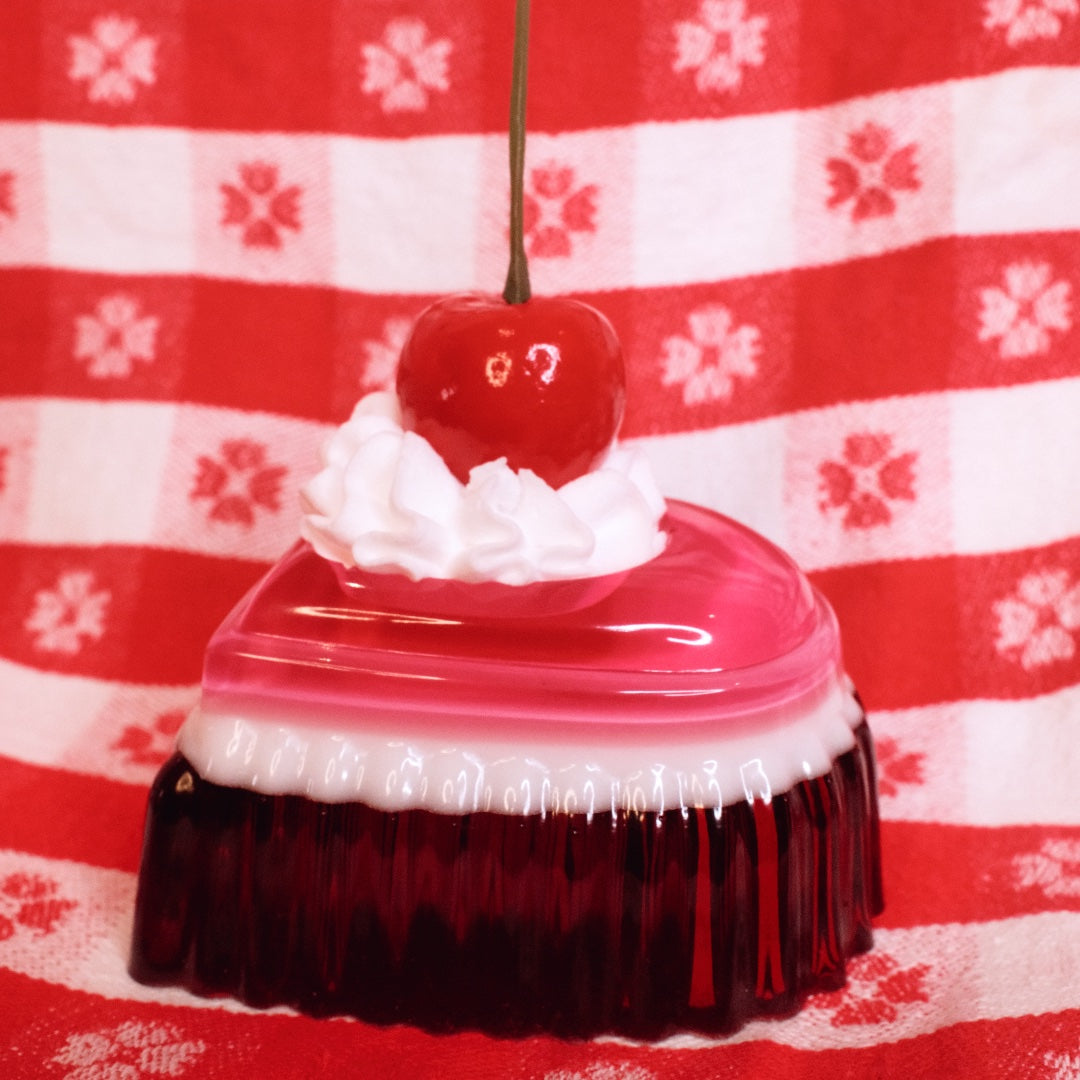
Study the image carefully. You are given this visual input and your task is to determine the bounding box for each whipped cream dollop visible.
[300,392,667,585]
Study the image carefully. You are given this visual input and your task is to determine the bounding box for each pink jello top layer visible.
[200,500,841,740]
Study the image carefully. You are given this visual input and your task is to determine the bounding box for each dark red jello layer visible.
[130,720,882,1038]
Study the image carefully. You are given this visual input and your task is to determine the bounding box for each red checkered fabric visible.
[1,1,1079,1076]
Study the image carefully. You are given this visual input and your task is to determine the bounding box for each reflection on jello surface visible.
[179,679,861,813]
[204,501,832,716]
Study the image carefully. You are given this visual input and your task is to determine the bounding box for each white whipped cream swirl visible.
[300,392,667,585]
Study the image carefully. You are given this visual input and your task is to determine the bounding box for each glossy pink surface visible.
[203,500,840,734]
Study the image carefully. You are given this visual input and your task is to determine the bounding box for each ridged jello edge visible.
[177,676,862,814]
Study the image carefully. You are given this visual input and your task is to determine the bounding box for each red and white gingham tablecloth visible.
[1,1,1079,1076]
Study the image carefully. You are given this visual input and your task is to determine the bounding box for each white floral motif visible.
[993,569,1080,670]
[660,304,760,405]
[68,16,158,105]
[983,0,1079,46]
[25,571,110,655]
[360,18,452,113]
[544,1065,655,1080]
[978,261,1072,359]
[52,1020,205,1080]
[360,316,411,393]
[673,0,768,95]
[74,294,160,378]
[1045,1050,1080,1080]
[1013,838,1080,899]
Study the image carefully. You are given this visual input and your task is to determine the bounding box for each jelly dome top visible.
[203,500,835,732]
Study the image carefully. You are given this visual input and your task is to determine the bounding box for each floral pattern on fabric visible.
[73,294,160,379]
[672,0,768,95]
[361,316,411,393]
[874,736,926,798]
[544,1066,655,1080]
[51,1021,206,1080]
[994,569,1080,671]
[191,439,288,527]
[220,163,302,249]
[978,261,1072,359]
[826,122,921,222]
[818,432,918,530]
[67,16,158,105]
[360,17,452,113]
[659,304,760,404]
[0,873,77,940]
[112,710,185,769]
[24,572,110,655]
[1012,838,1080,900]
[983,0,1079,46]
[1043,1050,1080,1079]
[808,951,932,1026]
[0,171,14,225]
[522,163,598,258]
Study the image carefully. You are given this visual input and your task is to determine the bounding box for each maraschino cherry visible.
[395,0,626,490]
[397,293,624,489]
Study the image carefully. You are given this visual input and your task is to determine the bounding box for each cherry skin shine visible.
[396,293,626,490]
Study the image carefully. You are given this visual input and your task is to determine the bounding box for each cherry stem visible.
[502,0,532,305]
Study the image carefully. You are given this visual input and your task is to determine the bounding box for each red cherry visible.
[395,293,626,489]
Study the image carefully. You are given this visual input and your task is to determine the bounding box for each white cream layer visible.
[176,679,863,817]
[300,392,667,585]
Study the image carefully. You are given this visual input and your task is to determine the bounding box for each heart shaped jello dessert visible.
[129,0,882,1039]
